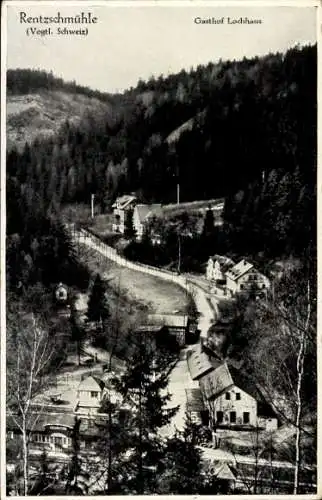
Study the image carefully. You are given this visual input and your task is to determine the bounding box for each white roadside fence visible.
[68,225,215,337]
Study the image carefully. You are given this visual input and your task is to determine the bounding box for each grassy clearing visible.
[78,243,189,315]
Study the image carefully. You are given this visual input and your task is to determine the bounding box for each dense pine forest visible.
[6,44,317,496]
[7,68,114,101]
[7,43,316,288]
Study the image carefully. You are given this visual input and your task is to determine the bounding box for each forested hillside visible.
[7,44,316,273]
[7,68,114,100]
[6,69,124,150]
[5,46,317,496]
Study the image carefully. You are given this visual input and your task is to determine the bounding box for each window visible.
[243,412,250,424]
[216,411,224,424]
[230,411,236,423]
[91,391,99,398]
[236,393,241,400]
[240,284,244,290]
[225,392,230,400]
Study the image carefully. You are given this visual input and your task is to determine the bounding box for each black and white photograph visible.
[2,1,319,497]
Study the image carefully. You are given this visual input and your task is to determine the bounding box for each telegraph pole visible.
[91,194,95,219]
[177,164,181,274]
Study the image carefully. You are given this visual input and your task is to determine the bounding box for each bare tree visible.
[7,311,55,495]
[239,273,316,494]
[293,280,311,494]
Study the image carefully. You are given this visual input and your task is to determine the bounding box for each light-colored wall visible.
[226,269,269,295]
[133,207,144,240]
[207,259,226,282]
[77,389,103,408]
[206,259,214,280]
[258,416,278,432]
[211,385,257,426]
[112,208,125,233]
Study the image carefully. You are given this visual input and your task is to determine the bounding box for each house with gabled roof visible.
[225,259,270,297]
[206,255,235,284]
[186,343,222,381]
[198,361,278,432]
[143,313,190,346]
[132,204,162,241]
[76,375,105,414]
[112,194,137,233]
[185,388,207,425]
[6,412,104,456]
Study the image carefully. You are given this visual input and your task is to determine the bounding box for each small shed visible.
[146,313,189,346]
[185,388,208,425]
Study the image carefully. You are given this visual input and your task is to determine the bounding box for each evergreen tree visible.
[111,334,178,494]
[157,416,208,494]
[65,417,83,494]
[95,398,133,494]
[69,302,86,366]
[124,208,136,239]
[87,274,110,328]
[202,207,215,239]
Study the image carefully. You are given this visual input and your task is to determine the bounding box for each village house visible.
[225,259,270,297]
[76,375,105,414]
[132,204,162,241]
[185,388,208,426]
[186,342,278,435]
[145,313,191,347]
[206,255,235,285]
[6,412,104,456]
[203,459,237,494]
[198,362,278,432]
[112,194,137,233]
[187,343,222,381]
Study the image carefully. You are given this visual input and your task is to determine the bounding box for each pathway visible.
[69,227,219,437]
[70,227,218,338]
[160,348,199,438]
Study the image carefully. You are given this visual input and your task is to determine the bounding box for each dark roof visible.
[187,344,221,380]
[7,413,108,437]
[7,413,75,432]
[185,388,205,412]
[209,255,235,273]
[199,362,234,400]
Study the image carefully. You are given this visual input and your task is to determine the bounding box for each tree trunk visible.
[22,418,29,496]
[293,281,310,495]
[107,404,112,492]
[77,340,81,366]
[293,329,305,494]
[138,386,143,494]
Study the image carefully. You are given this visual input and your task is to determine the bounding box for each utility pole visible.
[91,194,95,219]
[177,164,181,274]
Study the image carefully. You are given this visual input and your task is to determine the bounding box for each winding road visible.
[69,227,218,436]
[70,227,217,338]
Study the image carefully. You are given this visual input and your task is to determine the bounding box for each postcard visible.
[1,1,320,498]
